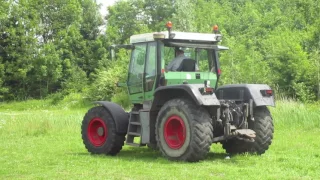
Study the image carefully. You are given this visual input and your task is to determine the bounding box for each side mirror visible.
[109,45,116,60]
[108,44,135,61]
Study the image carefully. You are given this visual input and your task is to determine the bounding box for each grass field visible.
[0,100,320,179]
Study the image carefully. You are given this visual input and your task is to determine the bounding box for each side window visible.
[145,42,157,92]
[183,48,195,59]
[146,42,156,77]
[128,43,146,94]
[162,46,175,66]
[198,49,209,71]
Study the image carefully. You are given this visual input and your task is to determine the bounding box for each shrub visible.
[85,50,130,107]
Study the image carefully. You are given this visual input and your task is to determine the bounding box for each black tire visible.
[81,106,125,155]
[156,98,213,162]
[222,106,274,155]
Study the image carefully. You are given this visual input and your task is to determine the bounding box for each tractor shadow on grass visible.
[74,146,235,164]
[205,152,230,161]
[117,149,234,163]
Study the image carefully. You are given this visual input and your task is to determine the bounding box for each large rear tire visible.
[81,106,125,155]
[222,106,274,155]
[156,98,213,162]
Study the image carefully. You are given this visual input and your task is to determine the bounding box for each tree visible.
[0,1,38,100]
[172,0,196,32]
[143,0,175,31]
[30,43,62,98]
[106,0,146,45]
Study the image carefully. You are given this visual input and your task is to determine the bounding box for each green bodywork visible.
[128,72,217,104]
[165,72,217,86]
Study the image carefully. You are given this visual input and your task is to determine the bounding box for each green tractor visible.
[81,22,275,162]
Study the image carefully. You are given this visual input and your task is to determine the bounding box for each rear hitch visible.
[233,129,256,142]
[212,128,256,143]
[212,100,256,143]
[221,101,231,137]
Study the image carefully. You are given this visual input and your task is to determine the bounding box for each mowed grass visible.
[0,100,320,179]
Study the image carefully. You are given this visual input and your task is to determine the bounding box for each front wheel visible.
[222,106,274,155]
[156,98,213,162]
[81,106,125,155]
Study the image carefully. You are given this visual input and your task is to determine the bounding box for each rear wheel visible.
[156,98,213,162]
[222,106,274,155]
[81,106,125,155]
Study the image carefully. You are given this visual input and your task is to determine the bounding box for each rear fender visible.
[151,84,220,110]
[215,84,275,107]
[94,101,129,134]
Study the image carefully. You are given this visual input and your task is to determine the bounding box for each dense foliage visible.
[0,0,320,103]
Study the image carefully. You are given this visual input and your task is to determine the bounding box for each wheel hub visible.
[87,118,108,147]
[97,127,104,136]
[164,115,186,149]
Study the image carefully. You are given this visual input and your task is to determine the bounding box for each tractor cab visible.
[124,22,228,104]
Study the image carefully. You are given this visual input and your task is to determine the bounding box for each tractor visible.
[81,22,275,162]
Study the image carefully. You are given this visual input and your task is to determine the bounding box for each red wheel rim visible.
[164,115,186,149]
[87,118,108,147]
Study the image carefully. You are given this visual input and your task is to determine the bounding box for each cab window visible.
[144,42,157,92]
[128,43,146,94]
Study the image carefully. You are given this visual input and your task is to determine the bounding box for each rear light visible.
[261,89,273,96]
[217,69,221,75]
[266,90,273,95]
[199,87,214,95]
[205,87,214,92]
[161,68,165,74]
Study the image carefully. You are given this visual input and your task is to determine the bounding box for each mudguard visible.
[94,101,129,134]
[215,84,275,107]
[151,84,220,110]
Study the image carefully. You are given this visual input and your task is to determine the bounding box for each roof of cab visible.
[129,31,222,44]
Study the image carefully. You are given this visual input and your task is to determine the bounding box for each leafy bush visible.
[85,50,131,108]
[293,82,316,103]
[62,66,88,94]
[111,90,132,110]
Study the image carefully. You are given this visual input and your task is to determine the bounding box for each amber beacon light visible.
[166,21,175,39]
[166,21,173,29]
[213,25,219,34]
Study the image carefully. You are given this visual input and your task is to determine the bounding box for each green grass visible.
[0,100,320,179]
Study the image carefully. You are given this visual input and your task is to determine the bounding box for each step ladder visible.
[126,110,143,147]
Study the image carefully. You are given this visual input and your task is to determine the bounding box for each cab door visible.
[143,42,157,101]
[127,43,147,104]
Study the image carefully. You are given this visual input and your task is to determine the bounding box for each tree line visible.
[1,0,320,103]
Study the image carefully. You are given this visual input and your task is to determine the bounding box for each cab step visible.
[130,122,141,126]
[126,110,144,147]
[128,132,141,136]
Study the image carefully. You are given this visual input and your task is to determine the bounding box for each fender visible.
[94,101,129,134]
[215,84,275,107]
[151,84,220,110]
